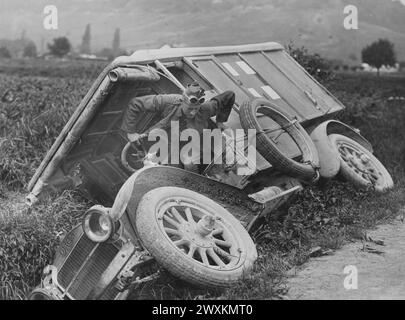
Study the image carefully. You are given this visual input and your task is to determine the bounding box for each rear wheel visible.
[135,187,257,288]
[329,134,393,192]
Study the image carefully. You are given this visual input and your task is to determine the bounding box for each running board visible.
[246,185,302,230]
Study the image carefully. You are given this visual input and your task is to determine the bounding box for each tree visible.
[287,43,333,82]
[0,46,11,58]
[80,24,91,54]
[362,39,396,76]
[23,42,37,58]
[48,37,71,57]
[112,28,121,57]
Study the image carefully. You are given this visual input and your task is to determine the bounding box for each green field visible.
[0,58,405,300]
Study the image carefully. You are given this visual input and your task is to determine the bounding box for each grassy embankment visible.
[0,58,404,299]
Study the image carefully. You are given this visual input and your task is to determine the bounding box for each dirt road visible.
[286,214,405,300]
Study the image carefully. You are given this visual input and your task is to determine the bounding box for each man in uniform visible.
[121,82,235,171]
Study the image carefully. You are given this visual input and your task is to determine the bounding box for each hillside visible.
[0,0,404,63]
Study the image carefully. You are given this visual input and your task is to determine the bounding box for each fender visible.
[110,166,264,228]
[309,120,373,179]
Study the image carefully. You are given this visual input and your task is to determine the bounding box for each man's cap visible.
[183,82,205,98]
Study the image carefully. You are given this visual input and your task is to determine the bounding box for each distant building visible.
[361,63,400,73]
[78,53,99,60]
[328,59,362,72]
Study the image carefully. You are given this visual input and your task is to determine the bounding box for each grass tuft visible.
[0,190,91,300]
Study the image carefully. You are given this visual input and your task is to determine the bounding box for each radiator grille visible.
[99,279,120,300]
[57,235,119,300]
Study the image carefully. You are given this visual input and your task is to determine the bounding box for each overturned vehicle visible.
[28,42,393,300]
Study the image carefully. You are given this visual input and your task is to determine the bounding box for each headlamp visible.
[29,288,59,300]
[82,206,115,242]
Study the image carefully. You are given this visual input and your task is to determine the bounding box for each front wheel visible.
[135,187,257,288]
[329,134,393,192]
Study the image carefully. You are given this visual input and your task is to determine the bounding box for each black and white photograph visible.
[0,0,404,304]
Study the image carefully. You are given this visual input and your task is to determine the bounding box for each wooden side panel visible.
[187,58,249,106]
[240,52,317,119]
[265,50,343,116]
[215,53,299,117]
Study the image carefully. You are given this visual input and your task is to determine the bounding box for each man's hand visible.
[216,122,227,131]
[127,132,141,143]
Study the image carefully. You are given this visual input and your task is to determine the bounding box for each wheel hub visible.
[158,201,241,269]
[360,154,371,164]
[338,143,380,185]
[196,215,215,237]
[349,154,364,170]
[180,219,216,248]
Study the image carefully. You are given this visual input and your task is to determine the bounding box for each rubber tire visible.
[239,99,319,182]
[329,134,394,192]
[135,187,257,288]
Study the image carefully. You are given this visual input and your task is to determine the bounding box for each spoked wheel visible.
[329,134,393,192]
[135,187,257,288]
[161,204,241,269]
